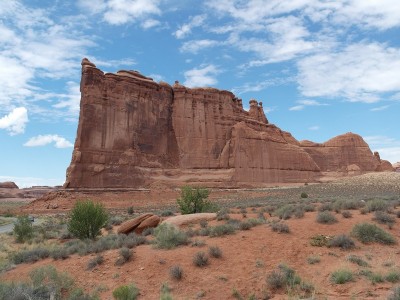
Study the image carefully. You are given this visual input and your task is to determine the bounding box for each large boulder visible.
[117,213,153,234]
[134,215,160,234]
[162,213,217,227]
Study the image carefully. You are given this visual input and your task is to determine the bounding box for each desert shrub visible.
[271,222,290,233]
[209,224,236,237]
[303,204,316,212]
[341,210,352,218]
[160,282,173,300]
[247,218,263,227]
[13,248,50,264]
[330,269,353,284]
[310,234,332,247]
[198,227,211,236]
[368,272,384,284]
[141,227,154,236]
[160,210,174,217]
[191,239,206,247]
[328,234,355,250]
[127,206,134,215]
[216,208,230,221]
[115,247,132,266]
[112,284,139,300]
[87,255,104,270]
[300,192,308,198]
[347,255,370,267]
[68,200,108,240]
[109,216,123,226]
[294,207,305,218]
[266,264,302,291]
[374,211,395,227]
[13,215,34,243]
[316,211,337,224]
[176,186,215,214]
[366,199,388,212]
[199,219,208,228]
[351,223,396,245]
[153,223,188,249]
[388,286,400,300]
[319,202,333,212]
[209,246,222,258]
[239,220,252,230]
[396,211,400,218]
[307,256,321,264]
[170,265,183,280]
[274,204,295,220]
[333,199,360,212]
[193,251,209,267]
[386,270,400,283]
[50,247,70,260]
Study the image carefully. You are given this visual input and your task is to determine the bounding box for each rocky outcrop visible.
[64,59,393,188]
[393,162,400,172]
[0,182,19,189]
[117,213,160,234]
[162,213,217,227]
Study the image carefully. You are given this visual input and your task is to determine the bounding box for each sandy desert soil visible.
[1,172,400,299]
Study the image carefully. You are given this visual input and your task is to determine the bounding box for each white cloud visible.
[103,0,161,25]
[0,107,28,135]
[289,99,327,111]
[183,65,221,87]
[24,135,73,148]
[141,19,161,29]
[309,126,320,131]
[374,147,400,164]
[180,39,220,53]
[364,135,400,163]
[370,105,389,112]
[298,43,400,102]
[174,15,206,39]
[52,82,81,119]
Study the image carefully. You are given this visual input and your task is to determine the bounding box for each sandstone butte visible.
[64,58,393,189]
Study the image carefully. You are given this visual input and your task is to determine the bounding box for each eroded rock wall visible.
[65,59,392,188]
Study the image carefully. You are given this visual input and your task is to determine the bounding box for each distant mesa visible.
[0,182,19,189]
[64,58,394,189]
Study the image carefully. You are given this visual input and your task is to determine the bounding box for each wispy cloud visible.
[183,64,221,87]
[364,135,400,163]
[309,126,320,131]
[0,107,28,135]
[370,105,389,111]
[180,39,220,53]
[289,100,328,111]
[174,15,206,39]
[24,134,73,148]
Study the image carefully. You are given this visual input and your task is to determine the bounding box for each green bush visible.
[374,211,395,227]
[209,246,222,258]
[209,224,236,237]
[351,223,396,245]
[266,264,302,290]
[271,222,290,233]
[385,270,400,283]
[366,199,388,212]
[153,223,188,249]
[68,200,108,240]
[347,255,370,267]
[300,192,308,198]
[13,215,33,243]
[13,248,50,264]
[112,284,139,300]
[330,269,353,284]
[274,204,295,220]
[327,234,355,250]
[316,211,337,224]
[193,251,209,267]
[176,186,215,214]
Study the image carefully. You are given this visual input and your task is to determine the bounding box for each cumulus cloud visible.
[0,107,28,135]
[24,134,73,148]
[183,65,221,87]
[174,15,206,39]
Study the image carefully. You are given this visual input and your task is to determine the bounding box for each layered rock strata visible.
[65,59,392,188]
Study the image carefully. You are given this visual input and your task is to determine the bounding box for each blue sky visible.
[1,0,400,187]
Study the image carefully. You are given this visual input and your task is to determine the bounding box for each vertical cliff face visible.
[65,59,392,188]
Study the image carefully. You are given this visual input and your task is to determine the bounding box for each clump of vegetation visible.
[366,199,388,212]
[112,283,139,300]
[351,223,396,245]
[341,210,352,218]
[388,286,400,300]
[176,186,216,214]
[12,248,50,264]
[50,247,70,260]
[318,202,333,212]
[209,246,222,258]
[333,199,361,212]
[160,210,174,217]
[193,251,209,267]
[115,247,133,266]
[307,255,321,264]
[68,200,108,240]
[170,265,183,280]
[327,234,355,250]
[153,223,188,249]
[316,211,337,224]
[238,220,252,230]
[127,206,134,215]
[13,215,33,243]
[274,204,295,220]
[300,192,308,198]
[271,222,290,233]
[191,239,206,247]
[373,211,395,228]
[87,254,104,270]
[310,234,333,247]
[160,282,173,300]
[385,270,400,283]
[330,269,353,284]
[266,264,314,297]
[347,255,370,267]
[209,224,236,237]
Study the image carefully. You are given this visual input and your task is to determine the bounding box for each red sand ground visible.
[2,210,400,299]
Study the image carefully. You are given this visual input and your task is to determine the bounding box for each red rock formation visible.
[0,182,19,189]
[65,59,392,188]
